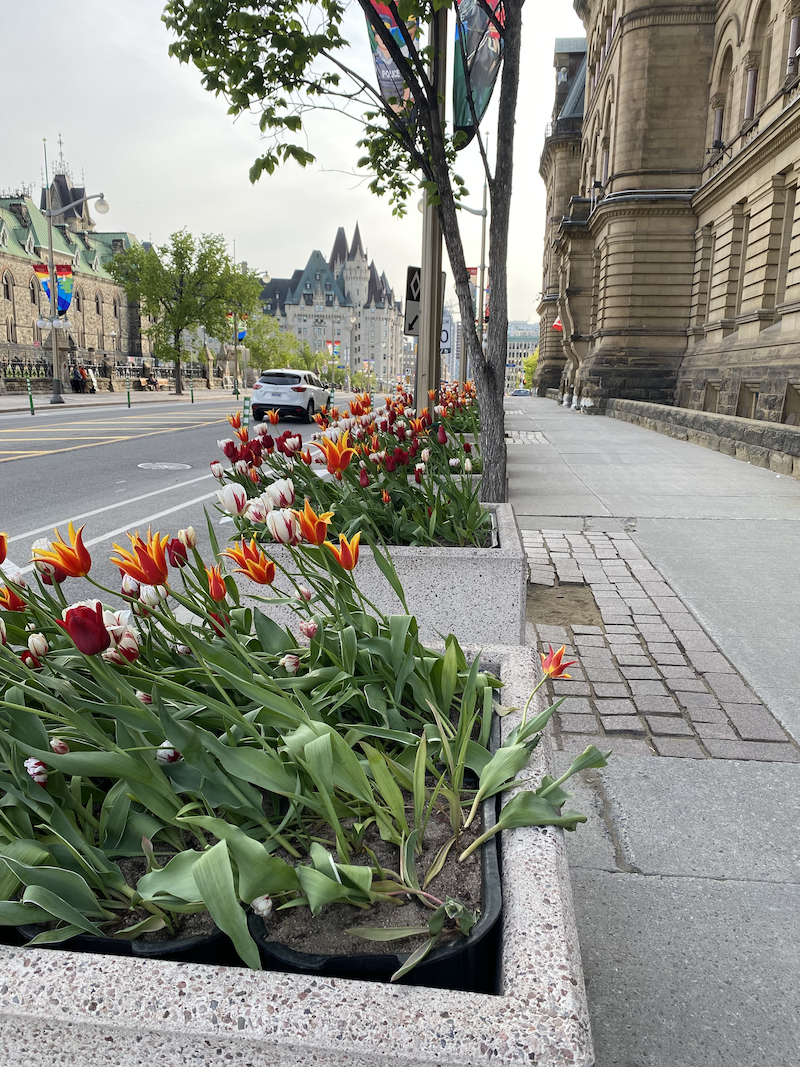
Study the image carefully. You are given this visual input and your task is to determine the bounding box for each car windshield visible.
[259,373,301,386]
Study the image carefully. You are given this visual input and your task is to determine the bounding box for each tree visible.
[245,312,303,371]
[108,230,263,394]
[523,347,538,388]
[162,0,520,501]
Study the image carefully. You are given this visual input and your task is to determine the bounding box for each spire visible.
[348,222,365,260]
[329,226,348,271]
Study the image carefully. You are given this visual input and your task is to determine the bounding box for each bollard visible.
[126,374,131,409]
[234,377,240,400]
[27,377,34,416]
[242,396,251,432]
[190,375,194,404]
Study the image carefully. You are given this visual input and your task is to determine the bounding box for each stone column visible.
[786,0,800,75]
[744,52,760,120]
[710,93,726,143]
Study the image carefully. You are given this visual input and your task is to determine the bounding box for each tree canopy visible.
[108,229,263,394]
[162,0,522,499]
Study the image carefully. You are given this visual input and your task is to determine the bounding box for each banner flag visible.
[552,315,563,331]
[34,264,74,313]
[453,0,504,149]
[366,2,419,117]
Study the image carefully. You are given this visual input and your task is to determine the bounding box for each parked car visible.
[510,387,531,396]
[251,369,330,423]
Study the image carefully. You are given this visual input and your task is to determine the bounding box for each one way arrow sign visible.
[404,266,421,336]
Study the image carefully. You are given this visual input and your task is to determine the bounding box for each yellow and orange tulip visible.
[221,538,276,585]
[32,522,92,578]
[267,409,281,425]
[227,411,242,429]
[540,645,577,679]
[110,528,169,587]
[314,431,357,480]
[206,565,228,602]
[294,499,334,546]
[324,532,361,571]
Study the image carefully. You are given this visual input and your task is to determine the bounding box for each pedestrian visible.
[78,365,88,394]
[71,365,82,394]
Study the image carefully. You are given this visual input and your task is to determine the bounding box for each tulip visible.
[464,458,473,473]
[414,469,422,484]
[324,532,361,571]
[265,478,295,509]
[421,448,431,463]
[217,483,249,517]
[31,521,91,579]
[24,758,48,787]
[177,526,197,549]
[251,894,273,919]
[359,467,370,488]
[0,532,6,566]
[166,538,189,568]
[218,438,238,459]
[21,650,43,669]
[208,611,230,636]
[437,424,447,444]
[266,509,302,546]
[449,457,460,468]
[210,460,224,479]
[278,653,300,675]
[234,459,249,475]
[121,573,141,598]
[246,499,269,523]
[428,389,437,401]
[206,565,228,602]
[139,584,169,609]
[227,411,242,429]
[297,586,313,602]
[49,738,70,755]
[299,619,318,640]
[103,626,140,665]
[222,538,276,585]
[313,431,357,480]
[540,645,578,679]
[293,499,334,546]
[0,585,26,612]
[30,538,67,583]
[136,690,153,704]
[384,456,397,473]
[27,633,48,659]
[156,742,182,764]
[56,601,111,656]
[463,441,472,454]
[267,409,281,425]
[111,528,170,586]
[0,618,5,645]
[382,490,391,504]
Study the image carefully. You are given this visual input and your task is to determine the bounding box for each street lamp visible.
[40,141,109,404]
[231,269,269,396]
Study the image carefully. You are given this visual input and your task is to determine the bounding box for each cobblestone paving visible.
[523,529,800,761]
[505,430,547,444]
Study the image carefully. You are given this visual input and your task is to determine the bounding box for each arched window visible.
[74,288,83,314]
[29,277,38,305]
[711,47,734,144]
[2,273,12,303]
[745,1,772,121]
[113,296,120,320]
[95,291,102,316]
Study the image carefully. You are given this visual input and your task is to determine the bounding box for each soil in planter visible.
[264,809,483,956]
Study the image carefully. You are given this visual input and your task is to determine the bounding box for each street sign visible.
[440,308,452,355]
[404,266,421,336]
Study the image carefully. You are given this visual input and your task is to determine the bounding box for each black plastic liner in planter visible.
[15,923,236,966]
[247,795,502,994]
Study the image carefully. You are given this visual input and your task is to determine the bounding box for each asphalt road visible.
[0,397,322,599]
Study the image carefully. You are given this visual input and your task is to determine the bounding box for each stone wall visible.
[600,396,800,476]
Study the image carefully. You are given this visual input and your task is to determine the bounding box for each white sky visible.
[1,0,584,322]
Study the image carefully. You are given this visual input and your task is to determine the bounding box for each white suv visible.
[251,369,330,423]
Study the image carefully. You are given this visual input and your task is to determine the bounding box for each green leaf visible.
[253,608,295,654]
[370,544,408,610]
[177,817,300,902]
[25,923,86,945]
[0,901,50,925]
[137,850,203,903]
[21,886,105,936]
[193,841,261,970]
[3,859,110,918]
[0,839,49,900]
[347,925,430,941]
[296,865,354,914]
[498,791,588,833]
[303,732,334,795]
[362,743,409,836]
[391,934,442,981]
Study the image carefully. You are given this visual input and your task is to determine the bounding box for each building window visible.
[736,383,760,419]
[782,383,800,424]
[95,292,102,316]
[776,185,797,308]
[735,213,751,315]
[113,298,120,319]
[2,273,12,302]
[75,290,83,314]
[29,278,38,305]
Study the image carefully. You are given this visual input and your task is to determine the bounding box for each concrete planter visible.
[233,503,526,646]
[0,645,592,1067]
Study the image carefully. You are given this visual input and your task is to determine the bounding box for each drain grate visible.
[138,462,192,470]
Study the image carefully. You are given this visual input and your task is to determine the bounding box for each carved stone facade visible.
[538,0,800,425]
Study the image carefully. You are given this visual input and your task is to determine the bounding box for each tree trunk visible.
[174,332,183,395]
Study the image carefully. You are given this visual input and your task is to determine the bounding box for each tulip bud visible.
[210,461,224,480]
[174,644,191,656]
[265,478,295,509]
[166,538,189,569]
[437,424,447,445]
[178,526,197,549]
[0,618,6,646]
[278,653,300,675]
[121,573,141,598]
[299,619,318,640]
[234,459,248,475]
[463,441,472,454]
[27,633,48,659]
[139,584,169,608]
[297,586,313,602]
[49,738,70,755]
[251,895,273,919]
[136,690,153,704]
[359,468,369,488]
[464,458,473,473]
[156,742,182,764]
[24,757,48,787]
[217,483,250,516]
[421,448,430,463]
[266,509,302,546]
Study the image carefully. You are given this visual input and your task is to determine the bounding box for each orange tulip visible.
[314,432,357,480]
[0,532,6,566]
[227,411,242,429]
[32,522,92,578]
[409,417,426,435]
[540,645,577,679]
[0,585,25,611]
[294,499,335,546]
[206,565,228,602]
[221,538,276,585]
[235,426,250,444]
[267,409,281,425]
[110,528,169,586]
[324,532,361,571]
[427,389,436,401]
[382,490,391,504]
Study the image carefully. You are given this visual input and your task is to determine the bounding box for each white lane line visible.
[7,473,214,543]
[7,490,218,576]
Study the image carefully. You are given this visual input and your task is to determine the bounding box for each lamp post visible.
[346,315,357,392]
[230,267,270,396]
[40,142,109,404]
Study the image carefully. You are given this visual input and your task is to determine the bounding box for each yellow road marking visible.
[0,422,226,463]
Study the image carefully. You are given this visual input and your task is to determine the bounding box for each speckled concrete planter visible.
[234,502,526,646]
[0,645,593,1067]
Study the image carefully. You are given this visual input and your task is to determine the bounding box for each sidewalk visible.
[0,386,237,413]
[506,398,800,1067]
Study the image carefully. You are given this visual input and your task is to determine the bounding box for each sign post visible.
[27,376,34,416]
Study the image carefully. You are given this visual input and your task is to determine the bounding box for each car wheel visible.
[252,407,264,421]
[304,399,315,424]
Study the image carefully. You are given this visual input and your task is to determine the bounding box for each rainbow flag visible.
[33,264,74,313]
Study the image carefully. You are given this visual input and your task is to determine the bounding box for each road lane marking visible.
[6,472,215,543]
[9,490,219,576]
[0,422,224,463]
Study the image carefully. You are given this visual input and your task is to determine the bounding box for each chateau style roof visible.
[348,222,365,260]
[329,227,348,272]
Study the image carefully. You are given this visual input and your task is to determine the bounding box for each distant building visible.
[506,322,539,392]
[0,167,144,377]
[263,225,404,388]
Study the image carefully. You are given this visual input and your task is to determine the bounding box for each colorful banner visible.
[34,264,74,313]
[365,2,418,116]
[453,0,504,149]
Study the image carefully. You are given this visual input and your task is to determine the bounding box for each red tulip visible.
[437,424,447,444]
[166,538,189,568]
[540,645,578,679]
[359,467,369,488]
[56,601,111,655]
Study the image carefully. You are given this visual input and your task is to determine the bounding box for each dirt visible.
[527,581,603,628]
[262,808,483,957]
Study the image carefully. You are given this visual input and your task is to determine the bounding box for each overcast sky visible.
[1,0,584,322]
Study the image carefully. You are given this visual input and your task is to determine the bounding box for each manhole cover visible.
[138,462,192,470]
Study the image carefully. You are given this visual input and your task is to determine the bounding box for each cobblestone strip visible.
[505,430,547,444]
[522,529,800,761]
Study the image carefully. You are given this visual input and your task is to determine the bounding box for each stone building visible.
[0,169,144,380]
[263,225,404,388]
[537,0,800,425]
